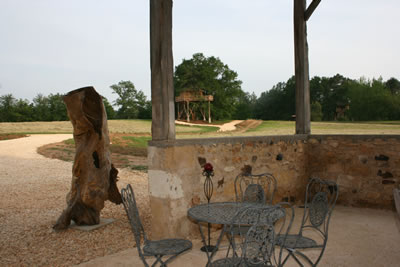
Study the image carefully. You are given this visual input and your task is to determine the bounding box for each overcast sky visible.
[0,0,399,104]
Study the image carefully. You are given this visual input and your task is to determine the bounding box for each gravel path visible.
[175,120,244,132]
[0,135,149,266]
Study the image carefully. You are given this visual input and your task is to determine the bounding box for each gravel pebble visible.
[0,135,150,267]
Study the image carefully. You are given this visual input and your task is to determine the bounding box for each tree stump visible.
[53,86,122,231]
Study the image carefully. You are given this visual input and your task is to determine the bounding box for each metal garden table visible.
[187,202,284,266]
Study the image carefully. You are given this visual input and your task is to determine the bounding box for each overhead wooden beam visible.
[305,0,321,21]
[150,0,175,140]
[294,0,311,134]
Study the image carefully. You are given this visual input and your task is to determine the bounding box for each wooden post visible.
[305,0,322,21]
[177,101,180,120]
[186,101,190,122]
[208,100,211,123]
[294,0,311,134]
[150,0,175,140]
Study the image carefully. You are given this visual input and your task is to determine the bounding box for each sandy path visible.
[0,134,149,266]
[175,120,244,132]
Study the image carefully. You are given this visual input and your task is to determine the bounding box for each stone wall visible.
[147,135,400,239]
[307,135,400,208]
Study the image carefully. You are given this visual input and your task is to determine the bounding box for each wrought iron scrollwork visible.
[309,192,329,227]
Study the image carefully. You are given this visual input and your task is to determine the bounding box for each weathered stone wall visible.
[307,135,400,208]
[148,135,400,239]
[148,135,309,239]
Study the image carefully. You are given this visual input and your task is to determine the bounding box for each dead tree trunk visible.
[53,86,122,231]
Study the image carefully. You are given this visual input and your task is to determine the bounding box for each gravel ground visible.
[0,134,150,267]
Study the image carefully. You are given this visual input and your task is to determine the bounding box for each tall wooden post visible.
[208,100,211,123]
[294,0,310,134]
[150,0,175,140]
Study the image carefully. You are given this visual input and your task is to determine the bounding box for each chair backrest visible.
[229,206,277,266]
[299,178,339,244]
[235,173,277,204]
[121,184,148,257]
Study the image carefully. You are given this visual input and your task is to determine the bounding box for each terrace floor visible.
[2,134,399,266]
[77,205,400,267]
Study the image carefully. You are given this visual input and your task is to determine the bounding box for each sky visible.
[0,0,399,104]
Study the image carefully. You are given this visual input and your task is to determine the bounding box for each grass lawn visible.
[1,119,400,136]
[0,120,218,135]
[242,120,400,136]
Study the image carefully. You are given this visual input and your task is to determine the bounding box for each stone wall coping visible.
[148,134,308,147]
[308,134,400,140]
[148,134,400,147]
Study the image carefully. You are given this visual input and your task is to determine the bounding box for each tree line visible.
[0,81,152,122]
[254,74,400,121]
[1,53,400,122]
[174,53,400,122]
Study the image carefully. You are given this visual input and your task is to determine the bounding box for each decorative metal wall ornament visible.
[200,162,218,253]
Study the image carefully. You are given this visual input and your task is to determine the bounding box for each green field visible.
[242,121,400,136]
[0,120,218,135]
[1,120,400,137]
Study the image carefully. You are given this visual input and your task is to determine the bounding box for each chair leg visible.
[281,248,317,267]
[225,233,239,259]
[162,254,182,266]
[151,255,164,267]
[291,250,315,267]
[279,248,304,267]
[290,251,305,267]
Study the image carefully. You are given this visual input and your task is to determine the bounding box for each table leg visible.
[200,222,218,252]
[198,223,227,266]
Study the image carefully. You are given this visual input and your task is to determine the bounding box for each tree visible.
[233,92,257,120]
[111,81,148,119]
[310,101,323,121]
[14,99,34,122]
[174,53,244,120]
[310,74,351,121]
[385,77,400,95]
[346,78,400,121]
[102,97,116,119]
[138,100,152,119]
[254,77,295,120]
[32,94,50,121]
[0,94,17,122]
[47,93,68,121]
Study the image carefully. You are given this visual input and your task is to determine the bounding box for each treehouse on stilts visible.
[175,89,214,123]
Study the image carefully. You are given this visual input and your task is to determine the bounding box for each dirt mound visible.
[235,119,262,132]
[37,134,148,171]
[0,133,27,140]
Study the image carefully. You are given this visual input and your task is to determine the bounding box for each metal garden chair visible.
[121,184,192,267]
[235,173,277,205]
[229,173,278,239]
[211,203,294,267]
[276,178,339,267]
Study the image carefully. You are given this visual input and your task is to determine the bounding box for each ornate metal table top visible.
[187,202,283,225]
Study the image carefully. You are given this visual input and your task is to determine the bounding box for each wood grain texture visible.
[294,0,311,134]
[150,0,176,140]
[305,0,322,21]
[53,86,121,230]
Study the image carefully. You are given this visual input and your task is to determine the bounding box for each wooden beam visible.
[305,0,321,21]
[294,0,311,134]
[150,0,175,140]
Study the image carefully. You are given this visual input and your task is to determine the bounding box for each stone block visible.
[69,218,115,231]
[328,140,339,148]
[327,163,344,173]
